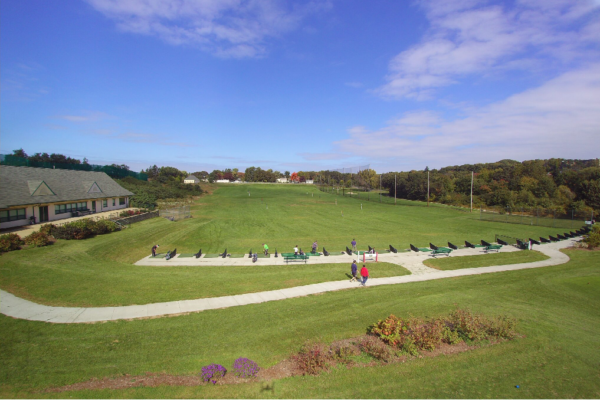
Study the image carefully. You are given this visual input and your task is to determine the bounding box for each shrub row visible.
[293,308,518,376]
[0,231,53,254]
[583,225,600,249]
[368,309,517,355]
[40,219,119,240]
[0,233,24,253]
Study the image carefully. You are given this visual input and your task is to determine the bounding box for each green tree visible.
[12,149,28,158]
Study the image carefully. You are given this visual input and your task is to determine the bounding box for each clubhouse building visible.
[0,165,135,230]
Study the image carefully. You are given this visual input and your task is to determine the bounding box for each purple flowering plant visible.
[201,363,227,384]
[233,357,260,378]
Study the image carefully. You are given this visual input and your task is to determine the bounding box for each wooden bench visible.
[431,248,452,257]
[485,244,502,253]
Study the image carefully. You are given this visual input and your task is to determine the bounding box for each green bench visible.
[430,248,452,257]
[410,244,432,252]
[485,244,502,253]
[281,253,309,264]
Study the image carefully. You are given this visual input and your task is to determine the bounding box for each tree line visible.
[378,159,599,213]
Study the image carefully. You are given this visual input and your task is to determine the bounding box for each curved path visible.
[0,239,577,324]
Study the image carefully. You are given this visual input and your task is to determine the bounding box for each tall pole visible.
[470,171,473,213]
[427,171,430,207]
[380,174,382,203]
[395,174,397,205]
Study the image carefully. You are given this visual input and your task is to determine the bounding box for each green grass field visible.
[1,184,598,398]
[423,250,550,270]
[0,185,569,307]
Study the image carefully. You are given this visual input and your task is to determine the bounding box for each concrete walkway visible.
[0,239,578,324]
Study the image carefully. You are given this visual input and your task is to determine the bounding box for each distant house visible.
[276,177,288,183]
[0,165,134,230]
[184,174,200,184]
[306,180,314,184]
[215,179,230,183]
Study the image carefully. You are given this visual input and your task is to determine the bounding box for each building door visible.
[39,206,49,222]
[91,201,96,212]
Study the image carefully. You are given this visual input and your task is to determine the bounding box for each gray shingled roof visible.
[184,174,200,182]
[0,166,135,209]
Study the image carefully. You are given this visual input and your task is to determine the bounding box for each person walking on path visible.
[351,239,357,252]
[350,260,358,282]
[151,244,159,257]
[360,264,369,286]
[263,243,269,256]
[312,240,318,254]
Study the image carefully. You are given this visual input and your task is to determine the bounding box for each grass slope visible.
[0,184,575,307]
[423,250,550,270]
[1,249,598,398]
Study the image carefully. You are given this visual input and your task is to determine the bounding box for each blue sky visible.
[2,0,600,174]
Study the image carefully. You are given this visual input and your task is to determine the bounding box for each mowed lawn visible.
[1,249,598,398]
[424,250,550,270]
[0,184,570,307]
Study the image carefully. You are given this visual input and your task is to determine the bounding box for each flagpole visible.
[470,171,474,213]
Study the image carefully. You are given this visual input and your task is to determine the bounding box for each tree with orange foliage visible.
[290,172,299,182]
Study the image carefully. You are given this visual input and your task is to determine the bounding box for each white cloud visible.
[339,64,600,171]
[376,0,600,99]
[85,0,332,58]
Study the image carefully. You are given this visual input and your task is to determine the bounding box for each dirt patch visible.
[44,335,481,393]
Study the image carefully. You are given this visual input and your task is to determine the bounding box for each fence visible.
[159,206,191,221]
[317,185,471,212]
[0,154,148,181]
[113,211,160,227]
[480,206,593,229]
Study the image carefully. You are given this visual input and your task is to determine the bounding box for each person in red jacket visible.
[360,265,369,286]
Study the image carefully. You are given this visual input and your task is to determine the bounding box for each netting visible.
[330,164,370,174]
[159,206,191,221]
[480,207,591,229]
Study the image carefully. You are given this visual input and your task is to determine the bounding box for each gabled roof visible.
[0,166,134,209]
[184,174,200,182]
[28,180,56,196]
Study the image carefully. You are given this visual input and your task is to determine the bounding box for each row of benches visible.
[156,227,590,261]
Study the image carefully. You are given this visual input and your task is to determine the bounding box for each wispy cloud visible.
[376,0,600,99]
[85,0,332,58]
[1,63,49,102]
[340,64,600,171]
[55,111,113,122]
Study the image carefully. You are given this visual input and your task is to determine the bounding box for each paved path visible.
[0,239,577,324]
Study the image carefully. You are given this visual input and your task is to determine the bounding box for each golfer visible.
[351,239,357,252]
[263,243,269,256]
[360,264,369,286]
[350,260,358,282]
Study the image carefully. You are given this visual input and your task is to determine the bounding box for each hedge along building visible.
[0,165,134,230]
